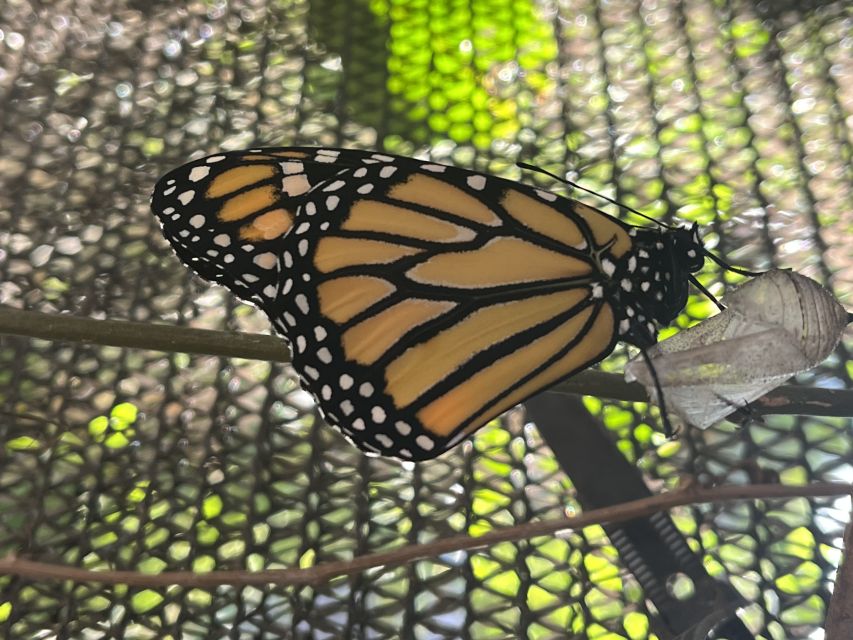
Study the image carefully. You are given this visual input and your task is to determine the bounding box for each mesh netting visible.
[0,0,851,638]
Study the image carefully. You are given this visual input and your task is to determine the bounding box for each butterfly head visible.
[672,222,705,273]
[616,222,706,348]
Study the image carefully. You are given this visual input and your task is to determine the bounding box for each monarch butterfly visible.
[151,147,707,461]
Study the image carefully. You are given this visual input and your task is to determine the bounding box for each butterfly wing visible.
[153,148,636,460]
[151,148,354,306]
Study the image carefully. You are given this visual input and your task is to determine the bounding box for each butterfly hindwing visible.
[261,152,624,459]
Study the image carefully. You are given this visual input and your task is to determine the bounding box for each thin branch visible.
[551,372,853,418]
[0,482,848,589]
[1,305,850,417]
[0,304,290,363]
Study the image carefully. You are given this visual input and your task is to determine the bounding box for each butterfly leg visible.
[711,391,766,428]
[639,347,677,439]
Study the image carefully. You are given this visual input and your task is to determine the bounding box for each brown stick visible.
[0,304,290,363]
[1,305,851,417]
[0,482,848,589]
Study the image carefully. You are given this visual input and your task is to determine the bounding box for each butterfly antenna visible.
[639,347,676,439]
[689,275,726,312]
[517,162,676,230]
[516,162,766,280]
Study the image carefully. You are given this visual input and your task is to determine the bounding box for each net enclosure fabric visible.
[0,0,852,638]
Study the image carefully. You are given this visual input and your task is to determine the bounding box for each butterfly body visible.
[152,147,705,460]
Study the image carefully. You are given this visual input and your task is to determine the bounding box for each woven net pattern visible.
[0,0,851,638]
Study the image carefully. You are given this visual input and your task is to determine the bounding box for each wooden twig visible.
[0,304,290,363]
[0,305,851,417]
[0,482,848,589]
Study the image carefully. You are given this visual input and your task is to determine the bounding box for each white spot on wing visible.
[254,253,277,269]
[189,166,211,182]
[189,214,205,228]
[467,174,487,190]
[178,190,195,205]
[416,435,435,451]
[295,294,309,314]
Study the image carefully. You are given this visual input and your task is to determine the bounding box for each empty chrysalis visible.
[624,269,850,430]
